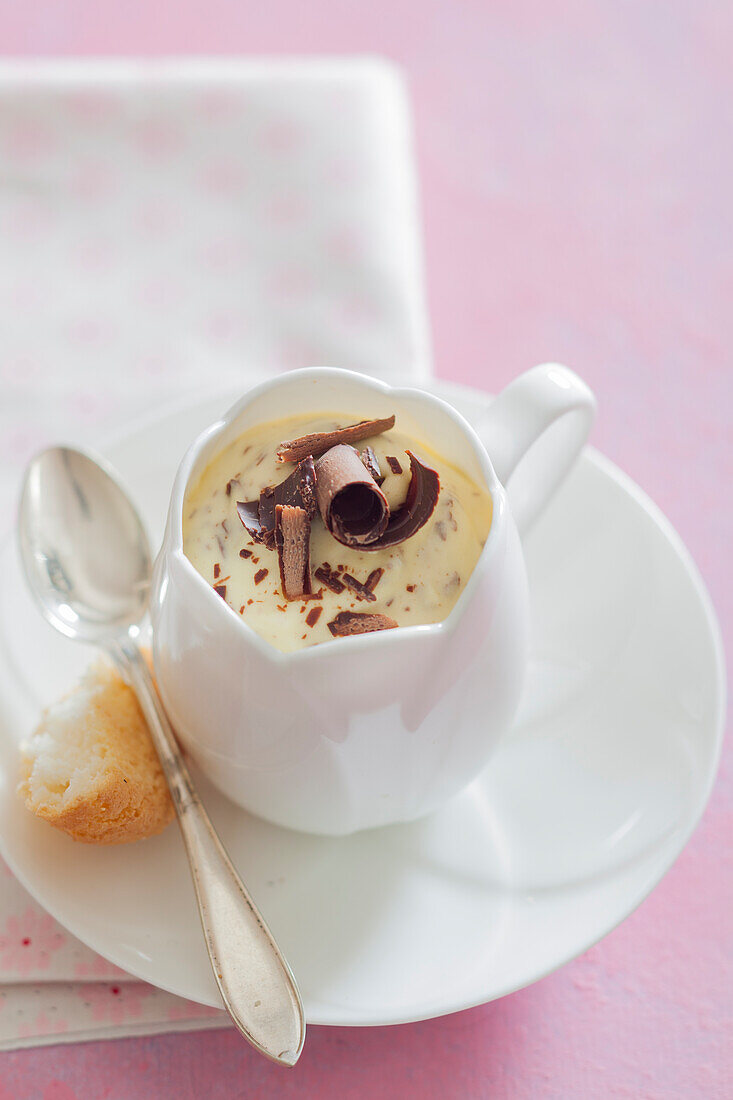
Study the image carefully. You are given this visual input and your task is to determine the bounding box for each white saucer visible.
[0,380,725,1026]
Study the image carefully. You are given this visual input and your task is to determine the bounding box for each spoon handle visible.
[111,641,305,1066]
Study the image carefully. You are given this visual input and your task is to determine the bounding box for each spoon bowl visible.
[19,447,151,644]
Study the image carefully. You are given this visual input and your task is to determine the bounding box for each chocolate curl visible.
[237,456,317,548]
[327,611,398,637]
[359,446,384,484]
[357,451,440,551]
[277,416,395,464]
[315,444,390,548]
[275,505,312,601]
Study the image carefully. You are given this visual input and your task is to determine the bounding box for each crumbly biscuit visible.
[18,660,174,844]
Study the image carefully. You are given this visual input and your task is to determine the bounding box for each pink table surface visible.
[0,2,730,1098]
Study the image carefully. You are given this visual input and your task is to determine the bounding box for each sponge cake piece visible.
[18,660,174,844]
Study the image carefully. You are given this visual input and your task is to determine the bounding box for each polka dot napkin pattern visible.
[0,57,431,1050]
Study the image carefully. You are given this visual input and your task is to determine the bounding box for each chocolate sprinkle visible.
[356,451,440,551]
[341,572,378,602]
[314,564,345,593]
[327,611,399,637]
[385,455,403,475]
[365,568,384,592]
[359,446,384,484]
[253,568,268,585]
[315,444,389,547]
[275,504,312,601]
[306,606,323,628]
[277,415,396,464]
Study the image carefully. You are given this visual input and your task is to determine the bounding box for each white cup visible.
[151,365,595,835]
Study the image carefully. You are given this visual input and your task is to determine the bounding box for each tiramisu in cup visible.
[151,365,595,834]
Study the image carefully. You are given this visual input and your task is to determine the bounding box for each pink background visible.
[0,1,731,1097]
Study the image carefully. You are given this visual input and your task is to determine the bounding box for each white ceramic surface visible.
[0,381,724,1025]
[151,365,595,834]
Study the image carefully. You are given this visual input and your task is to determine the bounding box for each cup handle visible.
[477,363,596,537]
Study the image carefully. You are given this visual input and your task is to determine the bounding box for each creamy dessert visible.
[183,412,492,652]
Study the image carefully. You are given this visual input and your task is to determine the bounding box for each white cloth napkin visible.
[0,57,431,1049]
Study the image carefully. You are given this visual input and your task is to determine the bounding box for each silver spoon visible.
[18,446,305,1067]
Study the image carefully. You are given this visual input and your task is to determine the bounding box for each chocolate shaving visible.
[213,584,227,600]
[236,500,264,542]
[314,564,345,593]
[277,416,395,464]
[385,455,403,475]
[359,446,384,484]
[356,451,440,551]
[253,568,268,585]
[341,572,377,602]
[253,490,276,546]
[306,606,322,628]
[275,504,312,601]
[365,568,384,592]
[315,444,389,547]
[239,548,252,559]
[259,456,316,542]
[327,611,398,637]
[225,477,240,496]
[237,456,317,548]
[213,563,221,579]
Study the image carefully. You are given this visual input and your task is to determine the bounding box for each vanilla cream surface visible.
[183,414,492,652]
